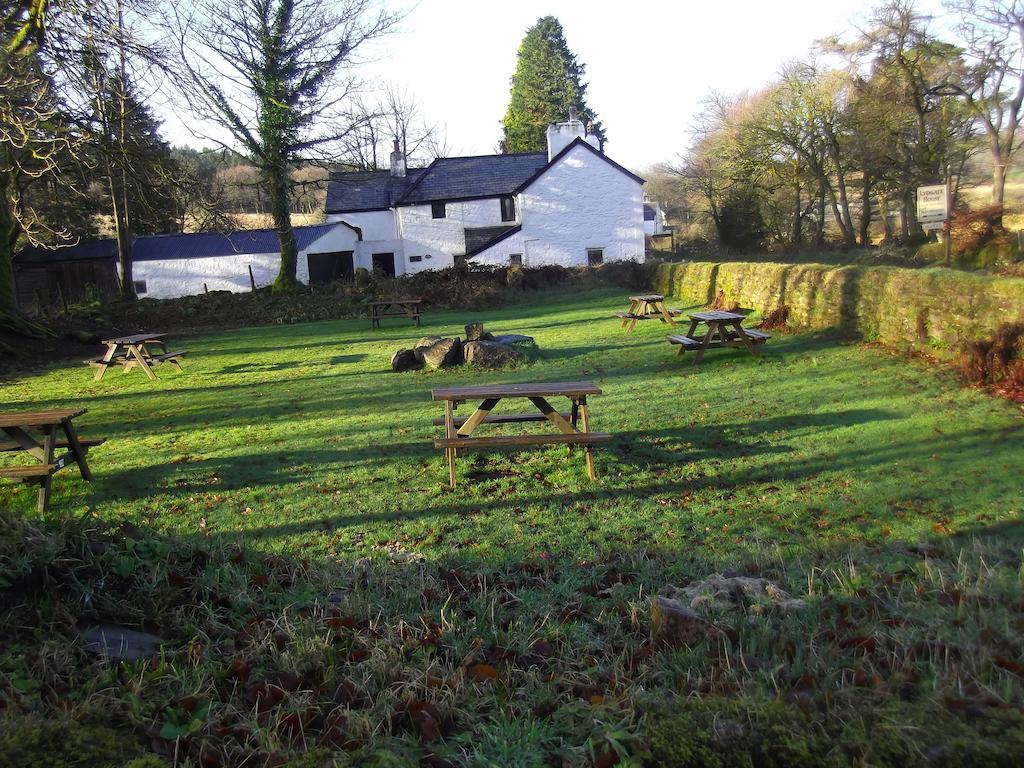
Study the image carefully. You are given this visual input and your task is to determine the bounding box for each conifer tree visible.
[501,16,604,153]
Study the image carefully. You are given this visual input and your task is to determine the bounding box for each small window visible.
[500,195,516,222]
[409,255,423,263]
[431,201,446,219]
[509,254,522,267]
[586,248,604,267]
[133,280,147,295]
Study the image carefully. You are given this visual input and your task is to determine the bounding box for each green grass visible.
[2,287,1024,766]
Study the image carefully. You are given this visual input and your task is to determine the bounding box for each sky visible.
[158,0,950,172]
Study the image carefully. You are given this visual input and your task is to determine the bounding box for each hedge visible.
[653,260,1024,359]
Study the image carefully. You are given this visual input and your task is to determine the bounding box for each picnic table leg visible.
[655,301,676,326]
[94,343,118,381]
[61,419,92,481]
[37,427,57,513]
[444,400,457,488]
[127,343,158,380]
[731,320,760,357]
[568,400,580,455]
[457,398,501,437]
[693,322,716,365]
[578,396,597,481]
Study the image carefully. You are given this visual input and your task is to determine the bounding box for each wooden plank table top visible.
[367,298,423,307]
[0,408,86,428]
[628,294,664,302]
[102,332,168,345]
[431,380,602,401]
[687,310,747,322]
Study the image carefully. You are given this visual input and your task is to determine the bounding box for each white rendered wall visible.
[518,144,645,267]
[397,198,513,273]
[471,230,526,267]
[326,210,405,274]
[134,252,303,299]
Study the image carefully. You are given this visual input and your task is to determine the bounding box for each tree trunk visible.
[108,170,134,299]
[268,164,299,291]
[879,194,893,243]
[0,177,19,315]
[814,183,826,247]
[858,176,873,246]
[792,182,803,246]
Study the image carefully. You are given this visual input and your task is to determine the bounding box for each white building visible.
[643,201,667,237]
[325,114,647,275]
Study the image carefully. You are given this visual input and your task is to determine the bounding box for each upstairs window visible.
[509,253,522,267]
[586,248,604,267]
[500,195,516,222]
[431,201,446,219]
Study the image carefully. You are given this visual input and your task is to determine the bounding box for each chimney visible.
[584,121,601,151]
[390,138,406,178]
[545,110,586,161]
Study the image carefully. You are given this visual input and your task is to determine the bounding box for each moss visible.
[654,260,1024,361]
[0,717,147,768]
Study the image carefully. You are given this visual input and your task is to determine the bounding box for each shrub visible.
[0,717,149,768]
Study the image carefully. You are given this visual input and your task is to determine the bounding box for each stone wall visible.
[653,260,1024,359]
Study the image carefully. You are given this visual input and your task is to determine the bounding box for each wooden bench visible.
[0,464,57,479]
[0,437,105,453]
[431,381,609,487]
[369,299,423,328]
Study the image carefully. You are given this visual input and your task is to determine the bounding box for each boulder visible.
[421,337,462,369]
[650,596,725,647]
[464,323,486,341]
[489,333,535,347]
[391,348,422,373]
[463,339,525,368]
[413,336,443,362]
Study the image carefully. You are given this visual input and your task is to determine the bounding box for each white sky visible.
[158,0,949,172]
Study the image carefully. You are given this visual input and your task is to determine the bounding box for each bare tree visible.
[167,0,401,290]
[942,0,1024,209]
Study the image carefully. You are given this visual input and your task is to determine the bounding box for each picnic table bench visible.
[615,294,683,332]
[368,298,423,328]
[0,408,102,512]
[431,381,611,488]
[667,310,769,364]
[86,333,186,380]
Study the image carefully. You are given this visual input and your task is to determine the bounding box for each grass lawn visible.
[1,288,1023,766]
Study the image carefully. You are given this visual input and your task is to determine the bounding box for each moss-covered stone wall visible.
[653,261,1024,358]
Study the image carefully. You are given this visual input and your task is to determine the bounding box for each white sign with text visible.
[917,184,948,223]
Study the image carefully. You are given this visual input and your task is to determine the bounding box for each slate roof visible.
[14,223,356,264]
[325,168,427,213]
[395,152,548,205]
[464,225,520,256]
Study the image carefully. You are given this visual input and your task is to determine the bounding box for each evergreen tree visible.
[501,16,605,153]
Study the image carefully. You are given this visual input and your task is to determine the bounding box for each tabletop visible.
[103,332,167,345]
[367,298,423,307]
[688,310,747,322]
[0,408,86,428]
[629,294,664,302]
[432,381,602,401]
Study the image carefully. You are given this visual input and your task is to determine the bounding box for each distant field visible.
[93,212,325,238]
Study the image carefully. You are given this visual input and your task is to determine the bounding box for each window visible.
[500,195,516,222]
[431,201,446,219]
[409,255,423,263]
[586,248,604,267]
[133,280,147,295]
[509,254,523,267]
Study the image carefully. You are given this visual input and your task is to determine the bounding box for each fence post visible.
[248,264,256,291]
[204,283,209,294]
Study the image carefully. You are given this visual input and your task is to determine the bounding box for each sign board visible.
[917,184,948,224]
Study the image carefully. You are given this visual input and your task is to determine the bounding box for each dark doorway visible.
[307,251,354,284]
[371,252,396,277]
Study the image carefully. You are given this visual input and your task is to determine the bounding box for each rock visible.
[413,336,443,362]
[489,333,535,346]
[650,596,725,647]
[391,348,422,373]
[421,337,462,369]
[661,574,807,614]
[82,625,166,662]
[463,339,525,368]
[464,322,486,341]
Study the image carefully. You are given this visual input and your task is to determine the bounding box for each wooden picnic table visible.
[368,298,423,328]
[614,293,683,332]
[0,408,103,512]
[431,381,611,488]
[87,332,186,381]
[667,310,770,364]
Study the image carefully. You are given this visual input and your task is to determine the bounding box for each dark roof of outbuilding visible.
[14,239,119,264]
[395,153,548,205]
[464,225,521,256]
[325,168,427,213]
[14,222,358,264]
